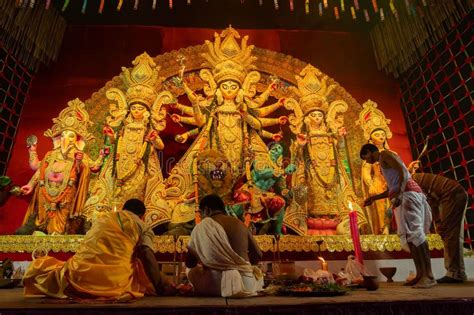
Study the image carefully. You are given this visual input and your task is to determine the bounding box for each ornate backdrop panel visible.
[1,26,411,234]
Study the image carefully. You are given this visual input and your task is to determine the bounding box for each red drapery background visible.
[1,26,411,234]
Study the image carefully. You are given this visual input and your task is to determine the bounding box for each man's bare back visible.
[211,214,262,265]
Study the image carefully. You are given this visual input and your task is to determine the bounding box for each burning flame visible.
[317,256,328,271]
[348,201,353,212]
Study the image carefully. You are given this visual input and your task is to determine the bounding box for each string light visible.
[364,9,370,22]
[354,0,359,10]
[390,0,398,21]
[372,0,378,13]
[351,6,356,19]
[17,0,426,24]
[81,0,87,14]
[404,0,410,14]
[61,0,70,12]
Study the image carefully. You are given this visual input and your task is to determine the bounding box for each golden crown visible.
[201,26,256,85]
[357,99,392,141]
[44,98,94,141]
[292,65,335,116]
[121,52,163,108]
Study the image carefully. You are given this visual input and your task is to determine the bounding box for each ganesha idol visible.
[15,99,106,235]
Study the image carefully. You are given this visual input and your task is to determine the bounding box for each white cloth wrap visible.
[187,217,263,297]
[394,191,432,250]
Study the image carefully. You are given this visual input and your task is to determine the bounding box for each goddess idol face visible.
[219,80,240,100]
[370,129,386,148]
[130,104,147,121]
[304,110,325,128]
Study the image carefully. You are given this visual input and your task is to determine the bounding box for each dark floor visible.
[0,282,473,315]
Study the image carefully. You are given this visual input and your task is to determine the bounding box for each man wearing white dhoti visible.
[360,144,435,289]
[185,194,264,297]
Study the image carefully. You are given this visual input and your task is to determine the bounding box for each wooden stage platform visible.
[0,282,473,315]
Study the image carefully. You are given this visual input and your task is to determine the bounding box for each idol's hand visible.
[285,163,297,175]
[171,114,181,123]
[167,102,178,109]
[279,116,288,125]
[338,127,347,137]
[21,184,33,195]
[145,131,158,142]
[272,133,283,142]
[74,152,84,161]
[28,144,37,152]
[297,133,307,146]
[100,147,110,157]
[175,134,188,144]
[102,125,114,137]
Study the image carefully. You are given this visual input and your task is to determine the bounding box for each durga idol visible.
[146,26,287,232]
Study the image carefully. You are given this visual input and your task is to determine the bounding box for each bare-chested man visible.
[360,144,435,288]
[185,194,264,297]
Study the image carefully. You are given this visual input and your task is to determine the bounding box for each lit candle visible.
[348,201,364,264]
[318,256,328,271]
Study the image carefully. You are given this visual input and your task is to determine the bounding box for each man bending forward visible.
[186,194,264,297]
[360,144,435,288]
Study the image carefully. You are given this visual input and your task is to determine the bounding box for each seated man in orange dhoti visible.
[185,195,264,297]
[23,199,172,300]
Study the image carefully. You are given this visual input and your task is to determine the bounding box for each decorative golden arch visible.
[83,33,367,197]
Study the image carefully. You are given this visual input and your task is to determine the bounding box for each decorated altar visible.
[0,234,444,255]
[2,26,440,258]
